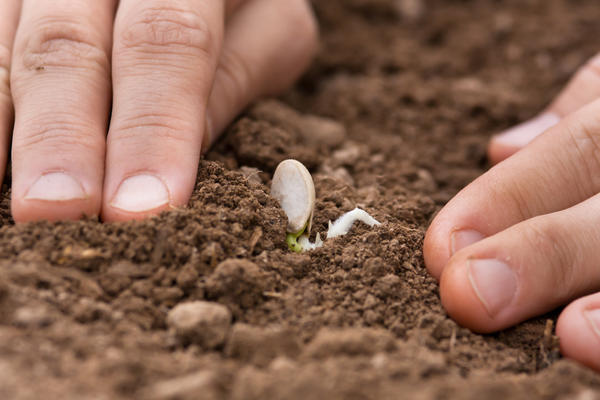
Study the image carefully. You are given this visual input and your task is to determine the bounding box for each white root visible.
[327,208,381,239]
[297,232,324,251]
[295,208,381,252]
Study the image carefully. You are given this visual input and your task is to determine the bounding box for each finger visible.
[489,54,600,164]
[102,0,226,221]
[225,0,248,16]
[424,98,600,279]
[203,0,318,150]
[439,193,600,333]
[10,0,116,222]
[0,1,21,183]
[557,293,600,372]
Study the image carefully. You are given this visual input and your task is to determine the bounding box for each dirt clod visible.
[226,323,301,367]
[205,259,268,315]
[305,327,396,358]
[1,1,600,398]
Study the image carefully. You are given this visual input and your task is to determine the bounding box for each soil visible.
[2,0,600,399]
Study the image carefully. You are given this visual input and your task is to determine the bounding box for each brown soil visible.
[2,0,600,399]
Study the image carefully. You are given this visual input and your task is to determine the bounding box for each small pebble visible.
[13,305,54,328]
[395,0,425,21]
[332,143,361,166]
[142,370,217,400]
[167,301,231,348]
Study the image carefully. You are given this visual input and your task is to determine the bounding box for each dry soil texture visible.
[2,0,600,399]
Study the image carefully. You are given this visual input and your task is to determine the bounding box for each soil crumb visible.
[2,1,600,399]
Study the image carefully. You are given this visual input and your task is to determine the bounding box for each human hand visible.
[0,0,318,222]
[424,53,600,370]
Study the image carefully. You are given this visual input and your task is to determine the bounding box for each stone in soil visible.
[167,301,232,348]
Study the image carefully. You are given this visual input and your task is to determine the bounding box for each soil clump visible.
[2,0,600,398]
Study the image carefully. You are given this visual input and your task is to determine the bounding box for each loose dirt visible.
[2,0,600,399]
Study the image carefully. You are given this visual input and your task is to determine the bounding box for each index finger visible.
[102,0,226,221]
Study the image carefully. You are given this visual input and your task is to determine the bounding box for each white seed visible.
[271,159,316,234]
[327,208,381,239]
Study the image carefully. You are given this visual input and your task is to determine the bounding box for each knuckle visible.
[17,19,109,74]
[505,185,535,221]
[119,6,214,57]
[565,116,600,194]
[522,218,577,300]
[16,121,102,154]
[113,113,194,147]
[489,172,535,221]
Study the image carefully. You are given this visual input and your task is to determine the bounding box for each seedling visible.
[271,159,316,252]
[271,159,382,252]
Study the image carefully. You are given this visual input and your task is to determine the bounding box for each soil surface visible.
[2,1,600,399]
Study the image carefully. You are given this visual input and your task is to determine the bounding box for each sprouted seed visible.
[271,159,316,252]
[271,159,381,252]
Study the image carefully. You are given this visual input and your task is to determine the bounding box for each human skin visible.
[5,0,600,376]
[424,54,600,371]
[0,0,318,222]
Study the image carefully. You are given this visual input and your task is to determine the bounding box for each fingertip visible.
[101,204,172,222]
[424,206,486,281]
[12,198,101,223]
[101,170,193,222]
[487,138,520,165]
[440,257,498,334]
[11,172,102,223]
[487,113,560,165]
[423,219,450,281]
[557,295,600,372]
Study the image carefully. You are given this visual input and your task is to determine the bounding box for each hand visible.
[424,53,600,371]
[0,0,318,222]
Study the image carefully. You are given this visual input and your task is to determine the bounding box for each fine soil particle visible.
[2,1,600,399]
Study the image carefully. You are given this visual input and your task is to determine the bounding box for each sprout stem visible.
[286,232,304,253]
[286,220,309,253]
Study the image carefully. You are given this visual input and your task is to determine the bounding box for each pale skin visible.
[0,0,318,222]
[425,54,600,371]
[3,1,600,374]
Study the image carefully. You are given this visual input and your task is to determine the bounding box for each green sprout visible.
[286,221,309,253]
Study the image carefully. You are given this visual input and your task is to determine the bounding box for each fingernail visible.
[584,309,600,340]
[451,229,485,255]
[111,174,170,212]
[25,172,87,201]
[493,113,560,147]
[467,259,517,318]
